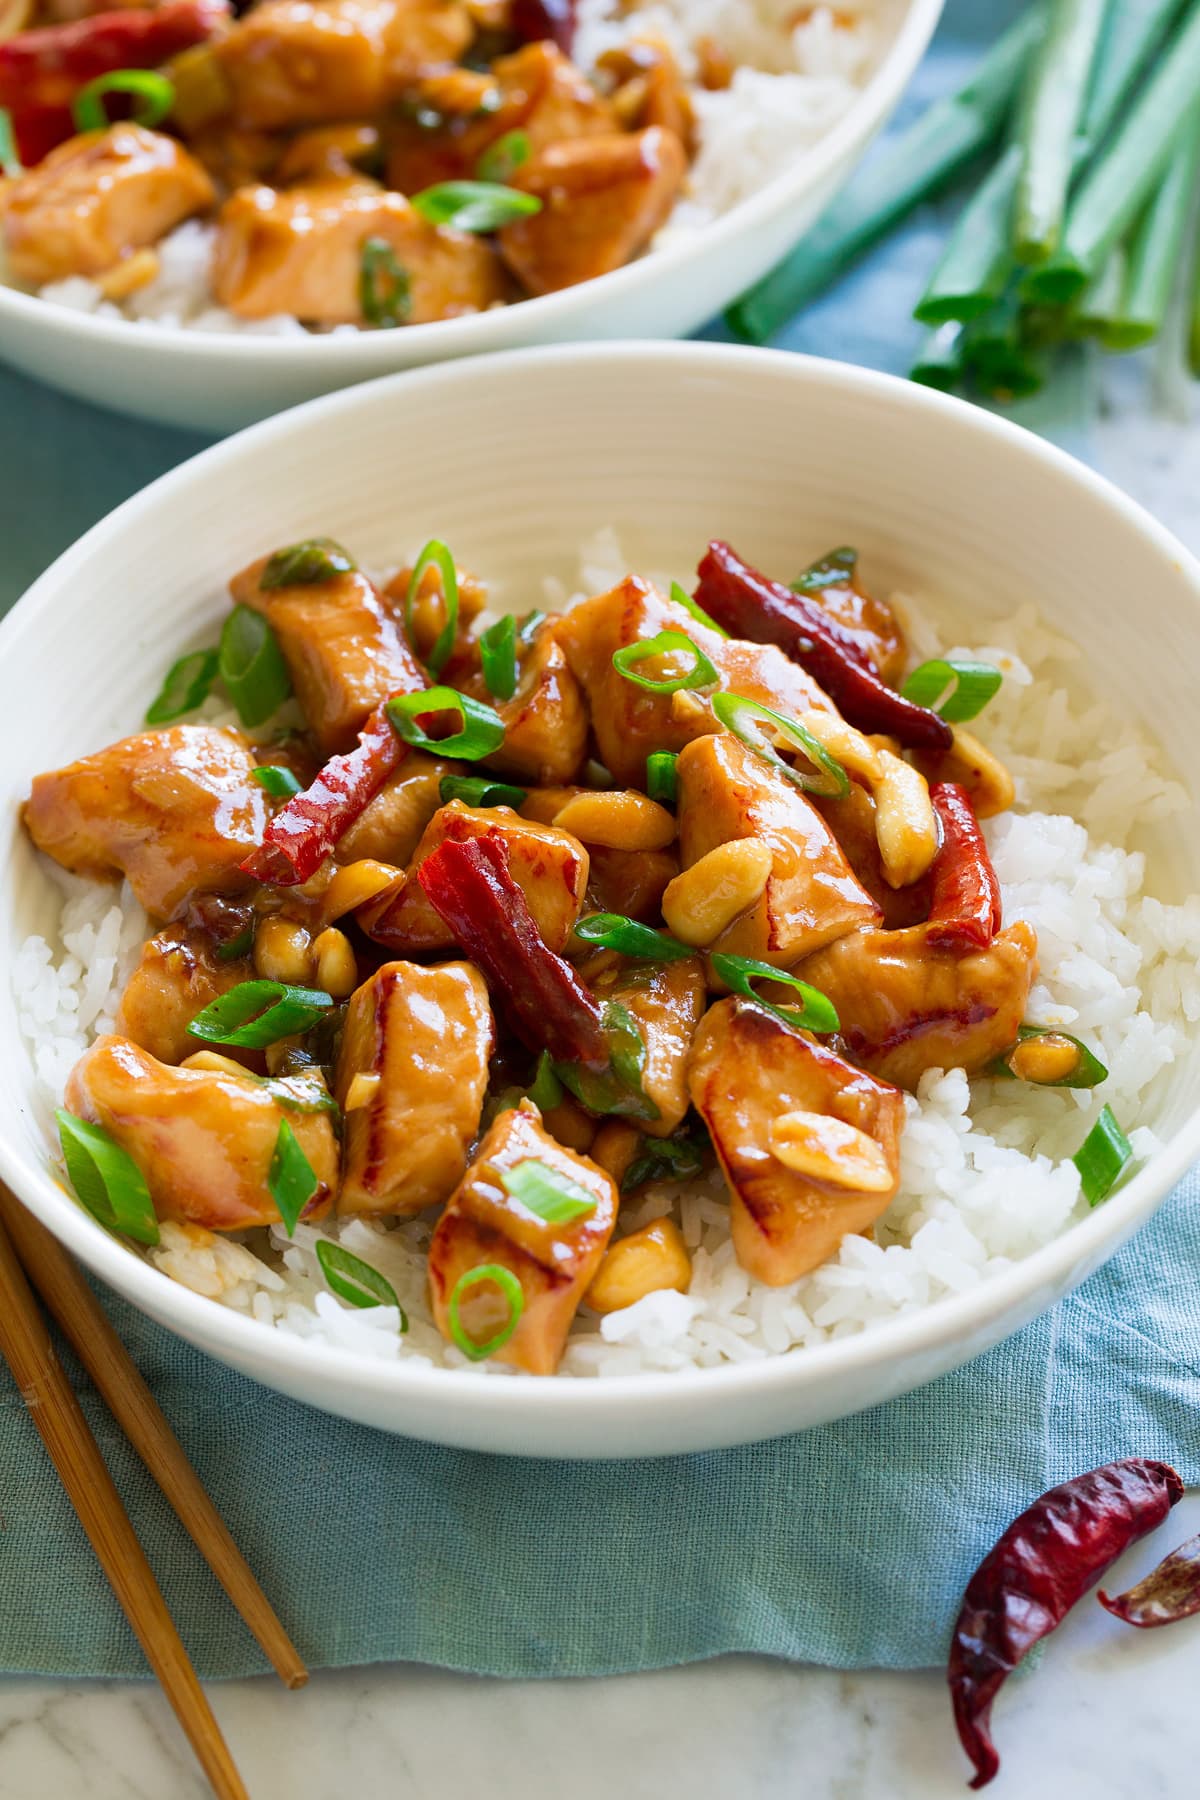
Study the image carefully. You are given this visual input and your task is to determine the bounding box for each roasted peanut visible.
[344,1071,382,1111]
[661,839,773,947]
[798,709,882,784]
[1007,1033,1081,1084]
[180,1050,252,1080]
[552,790,677,851]
[924,727,1015,820]
[589,1119,641,1188]
[312,927,358,998]
[871,750,939,888]
[98,249,160,300]
[254,915,313,985]
[768,1110,894,1192]
[585,1217,692,1314]
[540,1096,597,1154]
[324,857,405,923]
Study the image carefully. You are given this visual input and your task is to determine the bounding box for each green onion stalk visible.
[726,8,1044,343]
[1102,109,1200,351]
[960,287,1046,400]
[1012,0,1108,265]
[909,321,965,390]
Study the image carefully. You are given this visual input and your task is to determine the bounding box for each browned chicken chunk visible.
[519,788,680,919]
[386,40,614,193]
[116,927,254,1067]
[688,998,904,1285]
[587,954,706,1137]
[428,1103,618,1373]
[2,125,214,285]
[335,958,493,1215]
[24,726,267,920]
[499,127,686,295]
[211,180,507,325]
[65,1035,338,1232]
[359,799,588,951]
[675,731,880,964]
[335,750,452,864]
[556,577,834,787]
[215,0,472,131]
[230,554,426,754]
[476,624,589,787]
[798,919,1040,1090]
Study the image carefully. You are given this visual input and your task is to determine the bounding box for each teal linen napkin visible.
[2,0,1196,1679]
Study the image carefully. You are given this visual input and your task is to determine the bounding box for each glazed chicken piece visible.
[358,798,588,952]
[499,127,686,295]
[586,954,706,1137]
[24,725,267,920]
[386,40,615,192]
[335,958,493,1215]
[555,577,835,786]
[211,180,507,326]
[797,919,1040,1090]
[334,750,452,865]
[428,1102,618,1373]
[2,124,214,285]
[688,998,904,1285]
[65,1035,338,1232]
[214,0,472,131]
[230,552,426,755]
[519,789,679,921]
[675,731,880,964]
[597,35,695,147]
[116,926,254,1067]
[469,623,589,787]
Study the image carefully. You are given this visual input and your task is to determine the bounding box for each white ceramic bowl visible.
[2,342,1198,1459]
[0,0,942,434]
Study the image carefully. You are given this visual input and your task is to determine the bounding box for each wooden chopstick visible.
[0,1216,250,1800]
[0,1186,307,1691]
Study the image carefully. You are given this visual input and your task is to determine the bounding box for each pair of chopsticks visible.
[0,1185,308,1800]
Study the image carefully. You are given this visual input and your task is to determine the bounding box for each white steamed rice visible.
[20,2,878,333]
[13,527,1196,1377]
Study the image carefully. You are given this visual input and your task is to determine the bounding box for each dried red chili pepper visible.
[693,540,953,751]
[417,831,610,1071]
[510,0,576,53]
[0,0,229,161]
[949,1458,1183,1790]
[1098,1529,1200,1629]
[926,782,1002,951]
[241,703,407,887]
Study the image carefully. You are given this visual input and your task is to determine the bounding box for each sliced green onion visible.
[960,289,1047,401]
[260,1074,342,1120]
[252,764,303,799]
[72,69,175,134]
[439,774,526,808]
[219,605,292,728]
[476,128,530,184]
[623,1125,708,1193]
[359,236,411,326]
[712,952,840,1036]
[0,108,23,179]
[527,1050,564,1113]
[411,180,541,232]
[216,925,254,963]
[268,1118,318,1235]
[585,759,614,789]
[555,999,658,1122]
[710,691,849,799]
[668,580,728,639]
[405,539,459,676]
[1072,1103,1133,1206]
[612,630,718,694]
[479,614,518,701]
[915,145,1021,325]
[518,609,547,643]
[144,648,218,726]
[910,321,966,391]
[646,751,679,803]
[502,1158,598,1225]
[260,537,356,590]
[447,1262,524,1360]
[900,658,1003,722]
[187,980,333,1049]
[791,547,858,594]
[56,1110,159,1247]
[316,1239,404,1316]
[573,913,690,961]
[1011,0,1107,266]
[387,686,506,760]
[988,1025,1108,1089]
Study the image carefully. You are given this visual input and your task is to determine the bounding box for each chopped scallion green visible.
[712,952,840,1035]
[900,658,1003,721]
[144,648,218,726]
[359,236,411,327]
[387,686,506,760]
[72,69,175,134]
[187,980,333,1049]
[56,1110,159,1246]
[527,1050,564,1114]
[411,180,541,232]
[0,108,23,178]
[252,764,303,799]
[645,751,679,804]
[710,691,849,798]
[612,630,718,694]
[268,1118,319,1235]
[502,1158,598,1225]
[668,580,728,639]
[439,774,526,808]
[479,613,518,700]
[405,539,459,675]
[573,913,690,961]
[260,538,356,589]
[790,547,858,593]
[1072,1104,1133,1206]
[476,129,531,184]
[219,606,292,728]
[447,1262,524,1360]
[316,1239,405,1317]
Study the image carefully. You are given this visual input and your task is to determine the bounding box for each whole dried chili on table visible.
[926,782,1003,951]
[1099,1529,1200,1628]
[692,540,954,751]
[948,1458,1183,1789]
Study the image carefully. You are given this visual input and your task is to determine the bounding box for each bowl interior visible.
[1,342,1197,1452]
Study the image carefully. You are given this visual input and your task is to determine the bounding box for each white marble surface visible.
[3,364,1199,1800]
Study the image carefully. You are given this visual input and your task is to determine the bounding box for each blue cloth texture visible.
[0,0,1195,1681]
